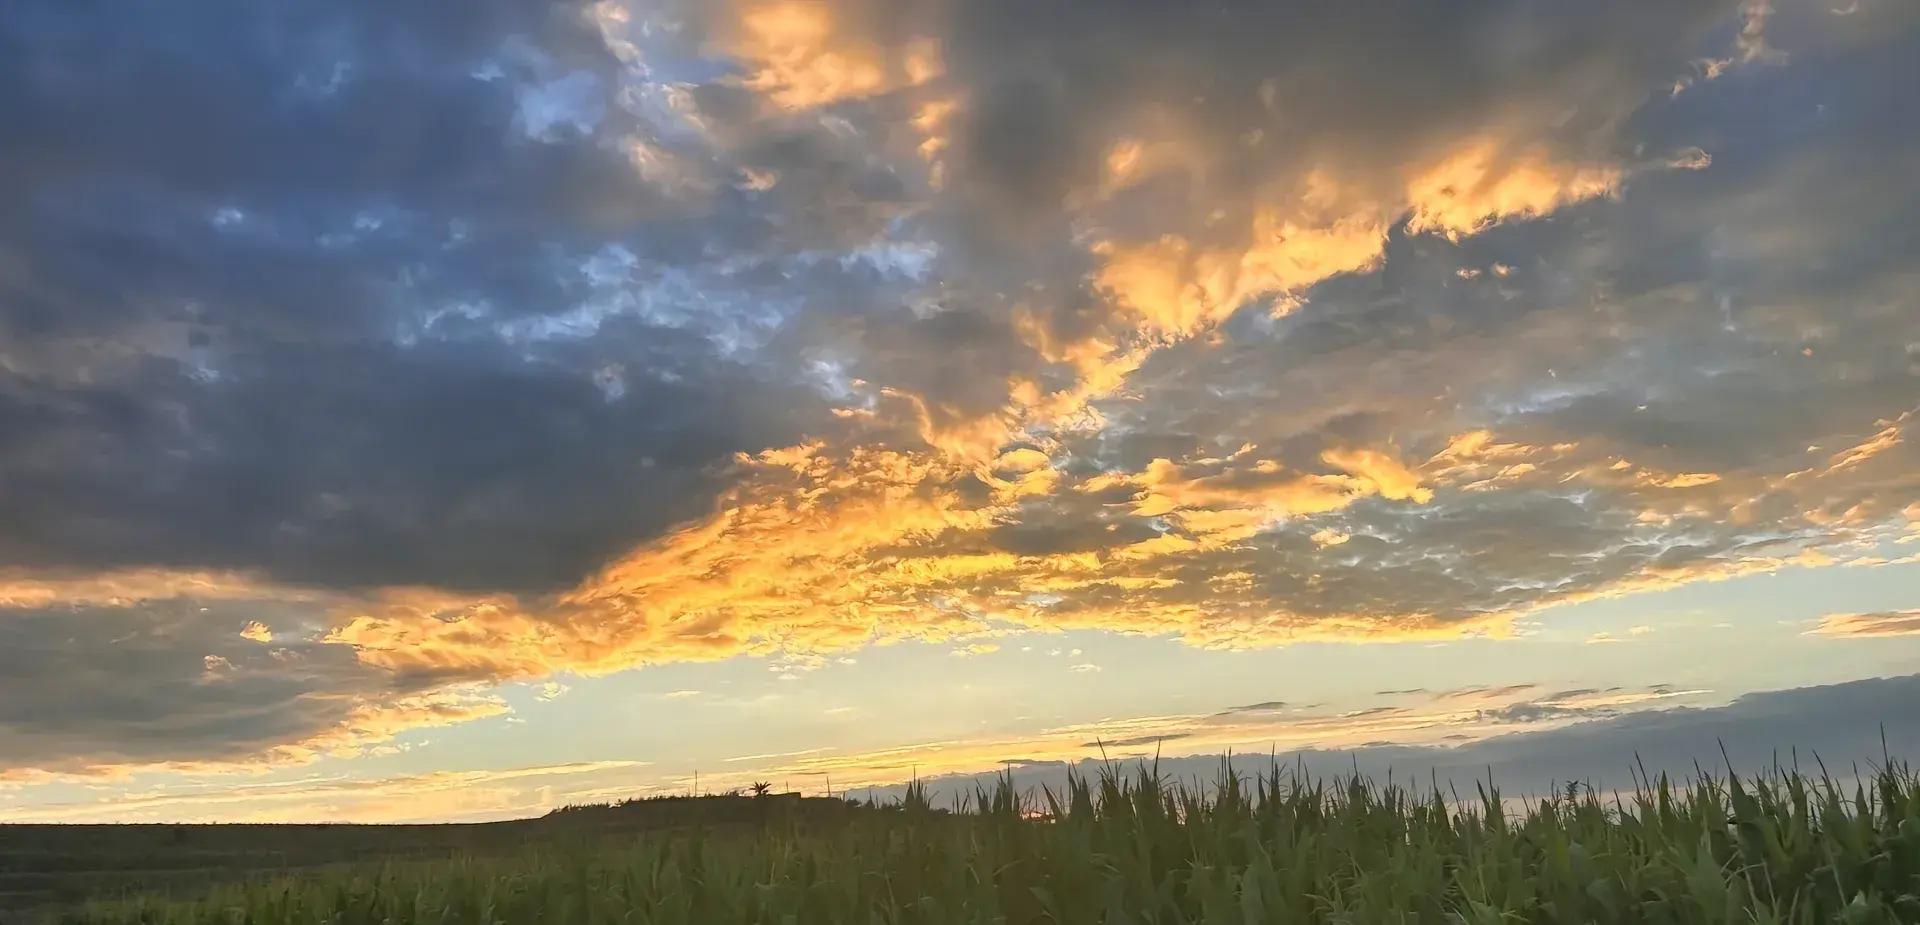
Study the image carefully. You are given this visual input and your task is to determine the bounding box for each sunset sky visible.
[4,0,1920,823]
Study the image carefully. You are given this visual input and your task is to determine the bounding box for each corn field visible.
[66,760,1920,924]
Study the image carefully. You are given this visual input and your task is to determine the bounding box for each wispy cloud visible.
[15,674,1914,825]
[1812,610,1920,638]
[729,682,1706,791]
[0,762,648,825]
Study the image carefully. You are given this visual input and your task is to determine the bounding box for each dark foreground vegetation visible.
[0,793,857,921]
[12,763,1920,923]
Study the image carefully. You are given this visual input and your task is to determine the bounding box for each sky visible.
[2,0,1920,823]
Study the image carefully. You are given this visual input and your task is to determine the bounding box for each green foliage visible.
[59,760,1920,924]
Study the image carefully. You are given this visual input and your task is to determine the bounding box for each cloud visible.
[1812,610,1920,638]
[0,570,304,610]
[1084,448,1433,546]
[717,680,1707,791]
[0,761,647,824]
[852,674,1920,806]
[718,2,941,111]
[1402,140,1622,241]
[0,330,830,595]
[0,598,511,779]
[6,0,1920,780]
[623,0,1763,454]
[0,0,849,596]
[11,675,1914,822]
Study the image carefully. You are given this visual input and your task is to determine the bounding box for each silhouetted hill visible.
[0,792,870,918]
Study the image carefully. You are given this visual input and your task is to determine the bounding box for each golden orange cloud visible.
[1321,447,1434,503]
[721,2,940,110]
[16,411,1910,781]
[1035,140,1625,468]
[1404,139,1621,240]
[287,688,512,763]
[1643,472,1724,489]
[1427,411,1920,532]
[327,444,1012,684]
[994,447,1052,473]
[1422,430,1573,492]
[0,569,313,610]
[1408,414,1920,615]
[1824,413,1908,473]
[2,761,645,824]
[1087,448,1431,547]
[1811,610,1920,638]
[317,438,1489,695]
[1093,209,1387,340]
[1090,137,1619,343]
[909,95,961,187]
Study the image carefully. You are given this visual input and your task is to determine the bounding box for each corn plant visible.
[66,759,1920,924]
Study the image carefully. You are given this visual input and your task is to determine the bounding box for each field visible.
[10,763,1920,924]
[0,794,857,921]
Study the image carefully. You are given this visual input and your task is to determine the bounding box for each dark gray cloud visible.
[0,331,824,592]
[0,599,393,773]
[0,0,628,208]
[0,0,844,593]
[0,0,655,342]
[933,0,1733,207]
